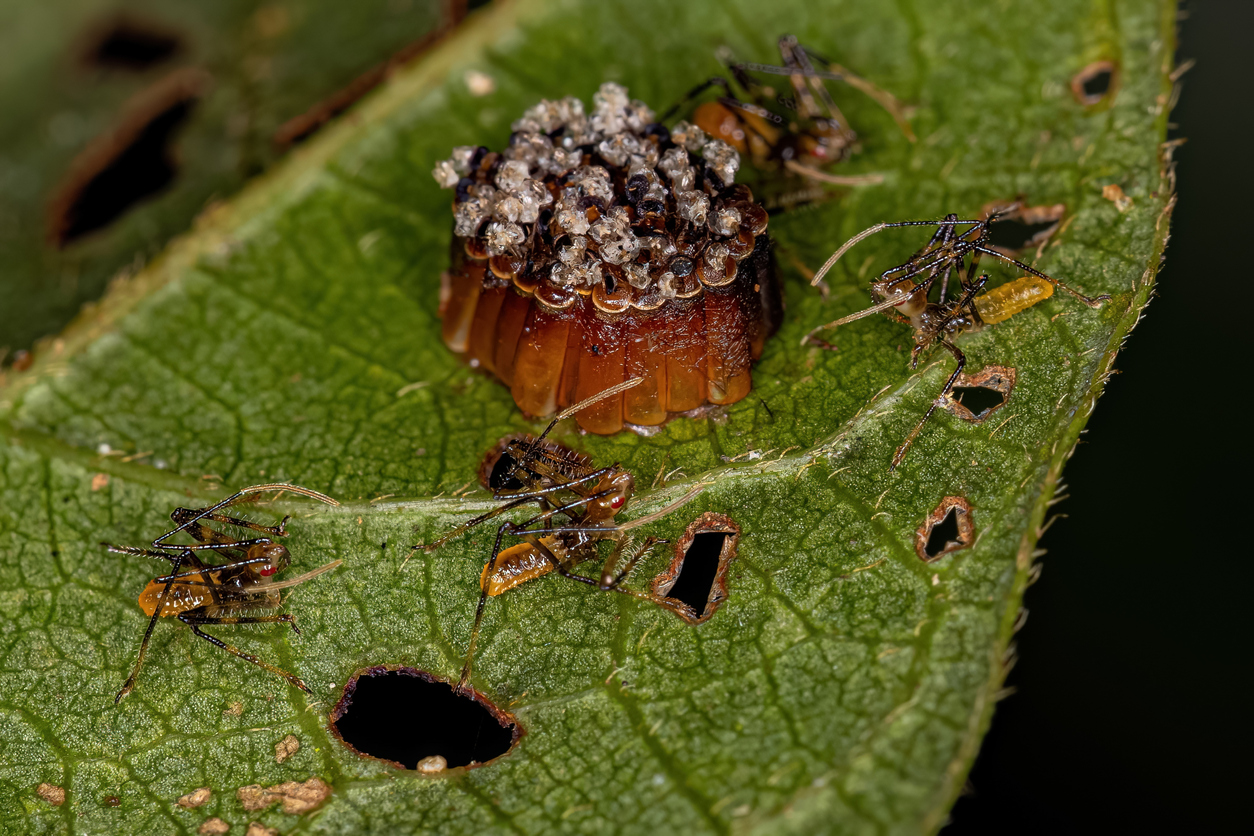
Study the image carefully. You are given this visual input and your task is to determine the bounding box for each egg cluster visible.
[434,83,780,434]
[433,82,768,313]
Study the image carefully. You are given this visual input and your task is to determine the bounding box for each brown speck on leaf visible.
[246,823,279,836]
[224,702,244,717]
[416,755,448,774]
[198,819,230,836]
[237,776,331,815]
[37,783,65,806]
[1102,183,1133,212]
[104,795,121,807]
[177,787,211,809]
[275,734,300,764]
[91,473,110,491]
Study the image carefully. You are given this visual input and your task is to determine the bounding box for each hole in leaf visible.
[49,69,208,246]
[665,533,727,612]
[916,496,974,562]
[1071,60,1119,106]
[83,18,182,71]
[652,512,740,624]
[925,509,961,558]
[330,666,520,771]
[951,385,1006,417]
[944,365,1016,424]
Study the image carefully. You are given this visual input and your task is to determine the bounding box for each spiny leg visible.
[116,550,186,703]
[154,483,335,549]
[599,536,665,591]
[972,245,1111,307]
[505,378,642,487]
[892,337,967,471]
[415,465,614,556]
[456,523,516,694]
[180,615,310,693]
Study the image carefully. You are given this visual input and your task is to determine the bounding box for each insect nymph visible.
[106,484,341,702]
[414,379,702,692]
[665,34,913,199]
[805,206,1110,469]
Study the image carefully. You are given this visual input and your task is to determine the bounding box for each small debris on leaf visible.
[237,776,331,815]
[1102,183,1133,212]
[91,473,110,491]
[416,755,448,774]
[198,819,230,836]
[177,787,211,809]
[37,783,65,806]
[274,734,300,764]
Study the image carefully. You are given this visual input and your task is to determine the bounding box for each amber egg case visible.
[434,82,783,435]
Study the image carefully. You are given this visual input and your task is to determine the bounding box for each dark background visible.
[944,2,1251,832]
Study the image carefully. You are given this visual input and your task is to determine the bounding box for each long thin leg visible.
[116,551,186,702]
[153,483,336,549]
[104,543,183,565]
[177,511,289,540]
[155,555,271,583]
[658,76,739,122]
[972,246,1111,307]
[416,465,615,555]
[811,218,984,287]
[509,379,642,484]
[892,337,966,471]
[416,495,538,553]
[180,615,310,693]
[456,523,516,694]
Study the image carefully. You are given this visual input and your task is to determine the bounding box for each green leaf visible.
[0,0,451,357]
[0,0,1175,833]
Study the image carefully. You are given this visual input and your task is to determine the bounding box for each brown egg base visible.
[440,233,782,434]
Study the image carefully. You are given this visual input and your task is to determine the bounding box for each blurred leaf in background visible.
[0,0,460,361]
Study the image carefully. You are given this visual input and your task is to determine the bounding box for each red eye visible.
[260,566,278,577]
[610,496,625,509]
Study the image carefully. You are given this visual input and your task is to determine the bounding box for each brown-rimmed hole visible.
[329,666,521,771]
[916,497,974,562]
[82,18,182,71]
[1071,60,1119,106]
[48,69,208,246]
[944,366,1016,423]
[652,513,740,624]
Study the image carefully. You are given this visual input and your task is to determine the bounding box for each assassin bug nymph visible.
[661,34,913,191]
[412,378,704,693]
[803,205,1111,469]
[106,484,342,702]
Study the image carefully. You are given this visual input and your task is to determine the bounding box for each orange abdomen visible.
[976,276,1055,324]
[138,575,211,618]
[480,539,564,597]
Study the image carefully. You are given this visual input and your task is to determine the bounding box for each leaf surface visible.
[0,0,1175,833]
